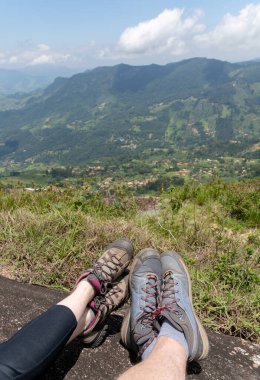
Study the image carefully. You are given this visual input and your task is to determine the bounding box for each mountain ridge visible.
[0,58,259,175]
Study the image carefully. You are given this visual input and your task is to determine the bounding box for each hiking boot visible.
[81,273,129,347]
[76,237,134,294]
[121,249,161,356]
[159,251,209,361]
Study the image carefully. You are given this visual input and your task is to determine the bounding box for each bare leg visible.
[58,280,95,321]
[0,280,96,379]
[67,307,93,343]
[0,237,134,379]
[118,336,186,380]
[57,280,96,343]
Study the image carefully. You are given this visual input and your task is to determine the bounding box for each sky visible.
[0,0,260,70]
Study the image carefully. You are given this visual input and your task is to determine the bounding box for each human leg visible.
[0,280,94,380]
[119,249,209,380]
[137,250,209,361]
[59,236,134,345]
[118,336,186,380]
[119,248,185,380]
[76,237,134,346]
[0,237,134,380]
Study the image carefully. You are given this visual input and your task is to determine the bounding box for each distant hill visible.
[0,58,259,167]
[0,66,78,94]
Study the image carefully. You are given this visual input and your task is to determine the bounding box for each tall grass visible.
[0,180,259,342]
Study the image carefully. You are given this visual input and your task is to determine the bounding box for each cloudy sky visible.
[0,0,260,69]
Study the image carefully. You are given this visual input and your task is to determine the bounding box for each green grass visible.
[0,180,259,342]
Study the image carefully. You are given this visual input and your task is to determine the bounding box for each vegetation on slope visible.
[0,179,259,342]
[0,58,259,171]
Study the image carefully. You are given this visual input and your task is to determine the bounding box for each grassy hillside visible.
[0,58,259,175]
[0,179,259,342]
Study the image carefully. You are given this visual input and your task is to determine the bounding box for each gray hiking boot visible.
[160,251,209,361]
[81,274,129,347]
[121,249,161,356]
[76,237,134,294]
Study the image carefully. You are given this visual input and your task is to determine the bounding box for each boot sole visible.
[121,309,133,350]
[163,252,209,360]
[83,323,109,348]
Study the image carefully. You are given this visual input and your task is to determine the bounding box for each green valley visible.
[0,58,259,187]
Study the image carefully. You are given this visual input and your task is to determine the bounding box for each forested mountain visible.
[0,58,259,167]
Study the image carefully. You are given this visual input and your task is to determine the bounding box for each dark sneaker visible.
[160,251,209,361]
[81,274,129,347]
[76,237,134,294]
[121,249,161,356]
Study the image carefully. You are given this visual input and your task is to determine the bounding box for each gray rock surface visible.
[0,276,259,380]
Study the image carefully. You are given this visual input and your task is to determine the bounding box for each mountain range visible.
[0,58,259,170]
[0,65,78,95]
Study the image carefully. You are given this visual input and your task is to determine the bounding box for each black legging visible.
[0,305,77,379]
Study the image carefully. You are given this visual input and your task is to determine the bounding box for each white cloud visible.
[29,54,58,65]
[29,52,70,66]
[100,4,260,62]
[1,5,260,68]
[26,44,71,65]
[9,56,18,64]
[194,3,260,56]
[1,43,71,66]
[0,52,6,64]
[117,8,205,56]
[37,43,50,52]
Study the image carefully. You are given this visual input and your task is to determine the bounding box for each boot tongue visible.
[162,271,177,303]
[133,274,158,347]
[145,274,157,301]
